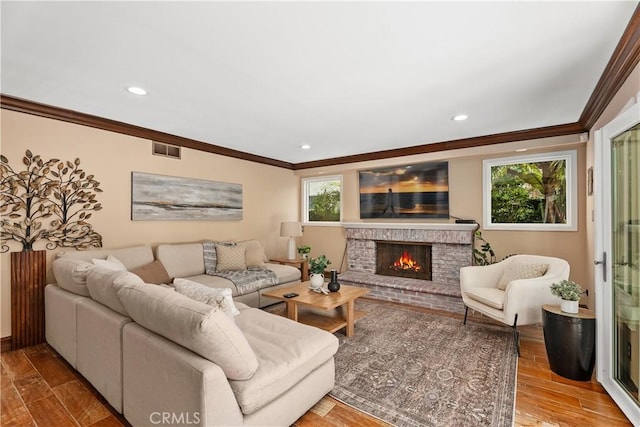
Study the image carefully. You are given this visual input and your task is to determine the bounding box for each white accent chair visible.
[460,254,570,356]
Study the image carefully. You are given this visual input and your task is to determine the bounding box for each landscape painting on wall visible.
[359,161,449,219]
[131,172,242,221]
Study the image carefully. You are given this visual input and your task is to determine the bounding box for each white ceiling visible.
[1,2,637,164]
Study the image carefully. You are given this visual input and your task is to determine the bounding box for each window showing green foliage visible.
[490,160,567,224]
[303,176,342,223]
[484,150,576,231]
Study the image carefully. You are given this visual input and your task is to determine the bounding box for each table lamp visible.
[280,221,302,260]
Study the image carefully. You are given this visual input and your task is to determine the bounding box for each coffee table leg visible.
[286,302,298,322]
[345,300,355,337]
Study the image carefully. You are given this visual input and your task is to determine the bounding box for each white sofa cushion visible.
[52,257,94,296]
[56,245,154,270]
[465,288,505,310]
[86,266,144,316]
[156,243,205,279]
[117,282,259,380]
[173,278,240,318]
[231,307,339,414]
[264,263,301,283]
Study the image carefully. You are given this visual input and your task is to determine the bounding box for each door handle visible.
[594,252,607,282]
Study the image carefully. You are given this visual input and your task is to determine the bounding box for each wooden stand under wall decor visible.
[11,250,47,350]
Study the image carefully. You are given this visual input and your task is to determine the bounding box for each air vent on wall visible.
[152,142,181,159]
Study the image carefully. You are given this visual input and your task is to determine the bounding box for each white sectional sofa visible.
[154,242,303,307]
[45,243,339,427]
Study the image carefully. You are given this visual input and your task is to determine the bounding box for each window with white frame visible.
[482,150,578,231]
[302,175,342,224]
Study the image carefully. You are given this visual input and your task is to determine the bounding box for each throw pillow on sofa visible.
[173,278,240,319]
[86,266,144,316]
[52,257,94,297]
[129,260,171,285]
[237,239,267,267]
[92,255,126,271]
[117,282,259,380]
[215,244,247,271]
[203,241,235,274]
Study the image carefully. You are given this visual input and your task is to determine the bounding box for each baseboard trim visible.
[1,336,12,353]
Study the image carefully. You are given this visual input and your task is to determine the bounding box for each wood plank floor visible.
[0,302,632,426]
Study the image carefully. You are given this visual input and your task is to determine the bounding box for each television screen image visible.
[359,161,449,219]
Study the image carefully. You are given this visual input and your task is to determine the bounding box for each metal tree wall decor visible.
[0,150,103,252]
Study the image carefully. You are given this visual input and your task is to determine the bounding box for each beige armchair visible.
[460,254,570,355]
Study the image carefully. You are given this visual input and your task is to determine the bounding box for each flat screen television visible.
[359,161,449,219]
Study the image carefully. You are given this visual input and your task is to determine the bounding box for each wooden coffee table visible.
[262,282,369,337]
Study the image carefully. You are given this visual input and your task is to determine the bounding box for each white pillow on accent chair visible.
[497,261,548,290]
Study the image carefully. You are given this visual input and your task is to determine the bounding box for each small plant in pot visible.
[550,280,582,314]
[297,245,311,259]
[308,255,331,290]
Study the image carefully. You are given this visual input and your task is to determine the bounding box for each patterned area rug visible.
[329,300,517,427]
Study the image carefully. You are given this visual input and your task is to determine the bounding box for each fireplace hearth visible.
[376,241,432,280]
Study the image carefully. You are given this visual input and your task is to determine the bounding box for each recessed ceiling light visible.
[452,114,468,121]
[515,148,528,152]
[126,86,147,95]
[299,144,311,150]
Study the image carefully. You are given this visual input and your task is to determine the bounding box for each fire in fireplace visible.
[375,241,432,280]
[391,250,422,272]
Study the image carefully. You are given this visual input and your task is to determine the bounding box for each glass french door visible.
[595,101,640,425]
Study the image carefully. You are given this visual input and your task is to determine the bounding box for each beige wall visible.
[0,110,299,337]
[299,64,640,312]
[2,64,638,339]
[298,136,589,297]
[585,62,640,309]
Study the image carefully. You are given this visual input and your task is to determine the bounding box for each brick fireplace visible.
[339,222,477,313]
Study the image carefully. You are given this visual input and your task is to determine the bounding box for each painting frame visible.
[482,150,577,231]
[131,172,243,221]
[358,161,449,219]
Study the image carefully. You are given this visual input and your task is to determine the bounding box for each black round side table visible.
[541,304,596,381]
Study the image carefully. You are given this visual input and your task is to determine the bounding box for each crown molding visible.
[579,4,640,130]
[293,122,585,169]
[0,95,294,170]
[0,94,588,171]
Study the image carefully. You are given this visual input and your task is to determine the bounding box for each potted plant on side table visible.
[297,245,311,259]
[308,255,331,290]
[550,279,582,314]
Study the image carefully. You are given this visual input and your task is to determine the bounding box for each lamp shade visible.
[280,221,302,237]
